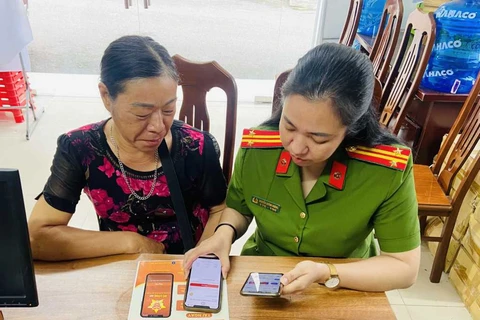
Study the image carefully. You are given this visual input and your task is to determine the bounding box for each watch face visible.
[325,277,340,289]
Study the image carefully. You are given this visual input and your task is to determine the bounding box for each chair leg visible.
[430,215,456,283]
[419,215,427,235]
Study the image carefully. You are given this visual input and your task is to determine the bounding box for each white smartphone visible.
[184,255,222,313]
[240,272,283,297]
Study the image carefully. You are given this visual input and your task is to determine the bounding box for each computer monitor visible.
[0,169,38,307]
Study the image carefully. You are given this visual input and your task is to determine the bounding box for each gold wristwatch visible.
[324,263,340,289]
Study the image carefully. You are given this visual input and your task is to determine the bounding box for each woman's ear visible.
[98,82,112,113]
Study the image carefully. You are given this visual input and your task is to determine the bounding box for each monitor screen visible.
[0,169,38,307]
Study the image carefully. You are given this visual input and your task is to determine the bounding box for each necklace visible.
[109,124,159,201]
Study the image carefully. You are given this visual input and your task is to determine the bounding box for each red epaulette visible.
[241,129,283,149]
[346,145,411,171]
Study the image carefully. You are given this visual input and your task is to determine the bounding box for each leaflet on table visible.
[127,260,229,320]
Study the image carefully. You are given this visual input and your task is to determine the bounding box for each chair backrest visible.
[172,54,238,182]
[272,69,291,116]
[271,70,383,116]
[373,77,384,112]
[430,72,480,198]
[339,0,363,47]
[370,0,404,84]
[379,9,435,134]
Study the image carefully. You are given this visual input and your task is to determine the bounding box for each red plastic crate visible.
[0,92,27,107]
[0,95,36,108]
[0,85,26,98]
[0,72,24,85]
[0,104,25,123]
[0,84,26,99]
[0,96,37,124]
[0,79,26,93]
[0,72,35,123]
[0,71,23,80]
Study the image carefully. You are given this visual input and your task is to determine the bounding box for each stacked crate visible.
[0,71,34,123]
[425,134,480,319]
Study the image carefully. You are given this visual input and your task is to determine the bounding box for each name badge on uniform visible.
[251,196,281,213]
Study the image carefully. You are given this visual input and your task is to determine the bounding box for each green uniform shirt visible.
[227,139,420,259]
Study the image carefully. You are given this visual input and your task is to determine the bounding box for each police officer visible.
[185,43,420,293]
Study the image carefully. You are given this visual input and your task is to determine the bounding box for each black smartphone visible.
[141,273,174,318]
[240,272,283,297]
[183,255,222,313]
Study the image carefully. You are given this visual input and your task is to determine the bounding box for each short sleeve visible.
[226,148,253,216]
[373,155,420,253]
[198,133,227,208]
[37,134,86,214]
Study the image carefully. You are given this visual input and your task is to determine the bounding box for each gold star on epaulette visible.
[393,147,403,156]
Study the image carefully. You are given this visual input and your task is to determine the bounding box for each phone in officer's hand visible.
[184,255,222,313]
[240,272,283,297]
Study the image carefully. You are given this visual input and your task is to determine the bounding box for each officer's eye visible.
[312,138,328,145]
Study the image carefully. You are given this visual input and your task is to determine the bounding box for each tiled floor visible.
[0,73,473,320]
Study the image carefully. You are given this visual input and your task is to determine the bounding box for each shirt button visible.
[300,212,306,219]
[294,236,299,243]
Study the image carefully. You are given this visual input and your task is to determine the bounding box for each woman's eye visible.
[313,139,328,145]
[286,127,295,132]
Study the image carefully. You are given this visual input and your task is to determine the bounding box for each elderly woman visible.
[28,35,227,260]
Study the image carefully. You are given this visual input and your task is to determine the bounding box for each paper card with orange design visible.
[127,260,229,319]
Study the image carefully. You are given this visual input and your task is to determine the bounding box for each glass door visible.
[27,0,141,75]
[137,0,317,80]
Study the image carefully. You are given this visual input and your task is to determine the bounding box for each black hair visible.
[100,35,179,99]
[263,43,400,147]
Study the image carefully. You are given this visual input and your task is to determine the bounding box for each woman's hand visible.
[129,233,166,254]
[183,227,233,279]
[280,261,329,295]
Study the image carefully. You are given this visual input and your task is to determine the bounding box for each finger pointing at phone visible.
[280,261,329,295]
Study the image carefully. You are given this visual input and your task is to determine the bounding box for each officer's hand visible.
[183,229,232,279]
[280,261,329,294]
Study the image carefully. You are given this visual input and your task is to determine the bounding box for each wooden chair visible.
[339,0,364,47]
[372,77,384,113]
[379,9,435,135]
[172,55,238,182]
[369,0,404,85]
[272,69,291,116]
[414,71,480,283]
[272,70,383,116]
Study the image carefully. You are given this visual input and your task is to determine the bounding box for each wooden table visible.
[1,255,395,320]
[355,33,470,165]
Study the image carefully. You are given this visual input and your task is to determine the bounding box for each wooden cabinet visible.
[403,88,470,165]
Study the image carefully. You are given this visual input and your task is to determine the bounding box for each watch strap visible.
[327,263,338,277]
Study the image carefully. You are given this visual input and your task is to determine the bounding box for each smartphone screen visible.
[241,272,283,296]
[141,273,173,318]
[184,256,222,312]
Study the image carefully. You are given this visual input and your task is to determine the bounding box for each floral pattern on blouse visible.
[39,119,227,254]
